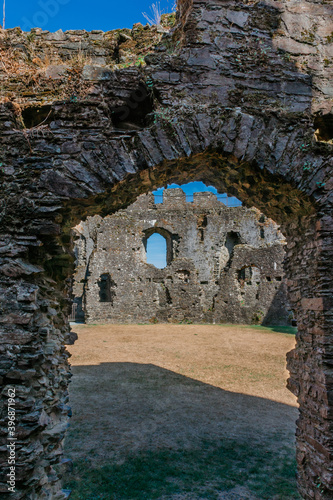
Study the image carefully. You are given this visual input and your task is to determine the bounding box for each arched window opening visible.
[146,233,167,269]
[225,231,241,259]
[143,227,175,268]
[98,273,117,304]
[177,270,190,283]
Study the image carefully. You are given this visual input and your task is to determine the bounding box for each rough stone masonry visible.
[0,0,332,499]
[73,188,291,325]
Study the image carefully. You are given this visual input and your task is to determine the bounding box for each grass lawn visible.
[63,324,299,499]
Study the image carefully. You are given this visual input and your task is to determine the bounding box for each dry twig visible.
[142,2,163,27]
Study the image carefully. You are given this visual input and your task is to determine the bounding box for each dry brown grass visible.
[64,324,299,499]
[68,324,297,406]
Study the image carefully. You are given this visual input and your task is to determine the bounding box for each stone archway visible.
[0,0,332,498]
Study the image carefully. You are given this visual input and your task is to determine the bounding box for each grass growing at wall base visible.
[64,438,300,499]
[217,324,297,336]
[78,324,298,336]
[246,325,298,335]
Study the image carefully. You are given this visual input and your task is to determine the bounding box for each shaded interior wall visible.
[72,189,290,325]
[0,0,332,499]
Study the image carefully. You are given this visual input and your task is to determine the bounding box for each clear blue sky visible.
[146,233,167,269]
[148,183,241,268]
[5,0,175,32]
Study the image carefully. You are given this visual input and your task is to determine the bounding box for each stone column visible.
[286,214,333,499]
[0,235,74,499]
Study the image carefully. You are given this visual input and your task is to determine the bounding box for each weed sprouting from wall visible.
[2,0,5,29]
[142,2,164,27]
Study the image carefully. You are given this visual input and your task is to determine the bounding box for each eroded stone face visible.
[0,0,332,498]
[73,190,290,325]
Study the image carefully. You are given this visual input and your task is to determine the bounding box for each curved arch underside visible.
[0,0,332,498]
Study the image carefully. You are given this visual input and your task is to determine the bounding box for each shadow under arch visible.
[15,143,324,500]
[46,151,322,500]
[64,361,299,499]
[1,0,332,496]
[59,150,316,237]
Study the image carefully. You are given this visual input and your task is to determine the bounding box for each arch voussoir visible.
[0,0,332,498]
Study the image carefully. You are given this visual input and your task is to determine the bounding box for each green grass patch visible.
[247,325,297,335]
[211,323,297,336]
[64,439,300,499]
[216,324,297,336]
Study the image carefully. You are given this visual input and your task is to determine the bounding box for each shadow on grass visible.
[65,441,299,500]
[63,362,300,499]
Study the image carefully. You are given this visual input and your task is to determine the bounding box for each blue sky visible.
[148,183,242,268]
[5,0,175,32]
[146,233,167,269]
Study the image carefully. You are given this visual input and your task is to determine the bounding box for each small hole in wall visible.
[314,114,333,143]
[22,105,53,129]
[177,270,190,283]
[111,83,154,130]
[238,267,253,282]
[260,228,265,239]
[197,215,208,228]
[266,276,272,282]
[165,287,172,305]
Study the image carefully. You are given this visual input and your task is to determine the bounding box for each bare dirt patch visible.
[64,324,299,499]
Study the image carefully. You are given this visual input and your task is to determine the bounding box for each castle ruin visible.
[0,0,332,498]
[73,189,290,325]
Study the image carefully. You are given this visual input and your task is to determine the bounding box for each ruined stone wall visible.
[73,189,290,325]
[0,0,332,498]
[0,14,176,106]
